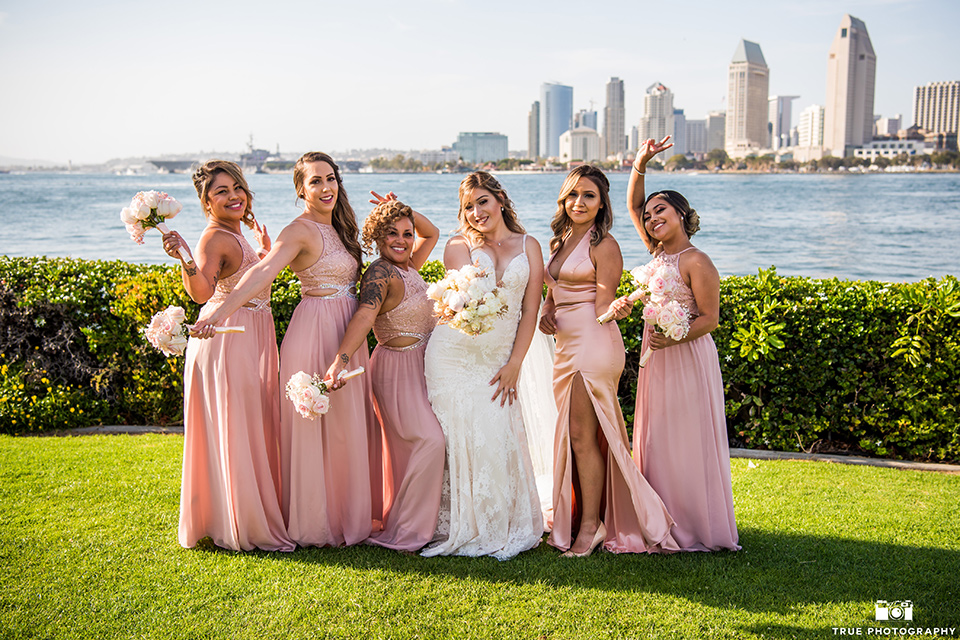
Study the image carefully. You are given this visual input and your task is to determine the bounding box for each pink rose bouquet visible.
[426,264,508,336]
[143,305,244,357]
[120,190,192,263]
[285,367,366,420]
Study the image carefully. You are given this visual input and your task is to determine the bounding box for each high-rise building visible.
[824,14,876,157]
[528,101,540,159]
[540,82,574,159]
[603,77,626,159]
[769,95,800,150]
[913,81,959,135]
[725,39,770,158]
[686,119,708,155]
[638,82,674,145]
[797,104,825,148]
[455,132,508,164]
[575,109,598,130]
[559,128,601,163]
[875,114,902,137]
[672,109,687,156]
[629,125,639,153]
[706,110,726,152]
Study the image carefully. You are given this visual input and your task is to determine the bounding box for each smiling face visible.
[564,176,602,226]
[461,187,503,235]
[204,171,248,223]
[642,195,685,242]
[300,160,339,216]
[377,216,415,266]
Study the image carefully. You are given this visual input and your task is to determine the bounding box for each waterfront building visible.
[559,127,601,164]
[638,82,675,147]
[824,14,876,157]
[706,110,726,152]
[686,119,708,155]
[540,82,574,159]
[853,139,934,160]
[575,109,598,131]
[455,132,509,164]
[725,39,770,158]
[875,114,902,137]
[629,125,639,153]
[913,81,959,138]
[528,101,540,159]
[769,95,800,150]
[672,109,687,156]
[603,77,626,159]
[797,104,825,148]
[415,148,459,166]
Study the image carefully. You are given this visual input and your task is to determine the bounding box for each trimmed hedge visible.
[1,256,957,463]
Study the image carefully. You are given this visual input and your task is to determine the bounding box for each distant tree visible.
[705,148,729,170]
[820,155,844,170]
[665,154,692,171]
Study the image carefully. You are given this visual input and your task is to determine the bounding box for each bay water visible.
[1,171,958,281]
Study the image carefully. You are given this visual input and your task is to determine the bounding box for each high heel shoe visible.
[561,523,607,558]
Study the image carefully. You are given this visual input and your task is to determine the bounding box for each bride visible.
[422,171,545,560]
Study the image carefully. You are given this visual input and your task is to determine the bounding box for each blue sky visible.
[1,0,957,164]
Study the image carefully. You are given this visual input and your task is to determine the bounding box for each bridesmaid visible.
[162,159,293,552]
[194,151,378,548]
[626,137,740,551]
[324,194,444,552]
[539,164,678,556]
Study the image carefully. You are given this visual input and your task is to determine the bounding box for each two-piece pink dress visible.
[545,230,678,553]
[633,248,740,551]
[366,263,445,551]
[279,220,380,547]
[179,230,294,552]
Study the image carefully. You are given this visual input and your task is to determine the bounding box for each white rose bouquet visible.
[285,367,365,420]
[143,305,244,357]
[120,190,192,263]
[426,264,508,336]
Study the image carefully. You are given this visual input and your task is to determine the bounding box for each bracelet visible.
[633,165,645,175]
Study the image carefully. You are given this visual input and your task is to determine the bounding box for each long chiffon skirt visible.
[279,296,379,547]
[548,300,678,554]
[366,342,445,551]
[179,307,294,552]
[633,332,740,552]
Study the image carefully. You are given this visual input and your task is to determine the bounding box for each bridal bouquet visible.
[143,305,244,357]
[120,190,192,263]
[285,367,365,420]
[426,264,508,336]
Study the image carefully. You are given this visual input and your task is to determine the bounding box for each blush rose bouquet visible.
[285,367,365,420]
[143,305,244,357]
[121,190,192,263]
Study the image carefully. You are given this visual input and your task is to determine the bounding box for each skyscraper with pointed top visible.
[725,39,769,158]
[824,14,876,157]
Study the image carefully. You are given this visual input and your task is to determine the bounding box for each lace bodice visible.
[205,230,270,311]
[373,265,436,347]
[293,220,359,295]
[646,248,699,316]
[472,245,528,330]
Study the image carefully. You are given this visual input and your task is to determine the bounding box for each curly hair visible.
[639,190,701,253]
[361,200,414,254]
[549,164,613,254]
[456,171,524,247]
[293,151,363,274]
[192,160,255,229]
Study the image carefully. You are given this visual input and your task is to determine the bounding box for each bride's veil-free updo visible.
[456,171,525,247]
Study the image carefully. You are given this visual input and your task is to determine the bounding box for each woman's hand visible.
[369,190,398,205]
[323,354,350,391]
[252,219,271,256]
[635,136,673,169]
[538,301,557,335]
[604,295,635,321]
[490,360,522,406]
[648,330,677,351]
[189,307,224,339]
[162,230,193,264]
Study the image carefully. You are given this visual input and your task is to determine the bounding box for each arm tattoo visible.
[183,264,198,277]
[339,353,349,365]
[358,259,397,309]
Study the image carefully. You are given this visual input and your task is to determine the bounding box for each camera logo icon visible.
[875,600,913,621]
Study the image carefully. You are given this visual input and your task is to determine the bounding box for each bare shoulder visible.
[595,233,622,255]
[446,234,471,250]
[522,234,543,260]
[196,227,239,260]
[683,247,719,278]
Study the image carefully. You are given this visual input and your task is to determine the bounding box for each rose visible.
[120,207,138,225]
[641,304,659,322]
[141,191,159,208]
[166,334,188,355]
[166,306,186,323]
[649,275,667,297]
[426,282,443,300]
[666,323,686,341]
[657,302,685,328]
[447,292,466,313]
[466,283,485,301]
[157,197,182,217]
[631,263,655,285]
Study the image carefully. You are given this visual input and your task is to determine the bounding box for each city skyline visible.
[1,0,958,164]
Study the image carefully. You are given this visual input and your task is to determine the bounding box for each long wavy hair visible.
[293,151,363,272]
[456,171,524,247]
[549,164,613,253]
[639,190,701,253]
[192,160,256,229]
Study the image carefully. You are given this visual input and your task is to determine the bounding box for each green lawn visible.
[1,435,958,639]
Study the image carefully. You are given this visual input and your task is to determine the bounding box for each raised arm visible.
[626,136,673,238]
[409,209,439,270]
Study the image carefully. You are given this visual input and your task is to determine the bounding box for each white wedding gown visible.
[422,246,546,560]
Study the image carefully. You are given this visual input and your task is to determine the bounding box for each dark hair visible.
[549,164,613,253]
[456,171,524,246]
[639,190,700,253]
[293,152,363,273]
[192,160,255,229]
[361,200,414,254]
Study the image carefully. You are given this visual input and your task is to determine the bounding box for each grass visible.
[1,434,958,640]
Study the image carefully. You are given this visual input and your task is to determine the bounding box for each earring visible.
[501,207,505,213]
